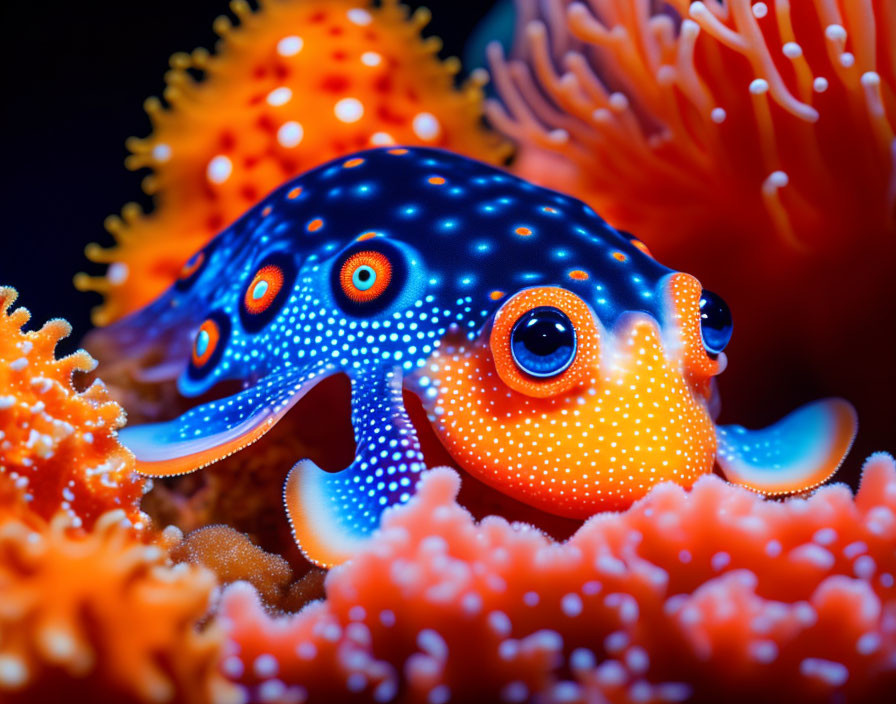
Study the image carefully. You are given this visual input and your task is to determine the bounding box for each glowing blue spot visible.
[195,330,209,357]
[252,281,269,300]
[439,219,458,231]
[400,205,419,217]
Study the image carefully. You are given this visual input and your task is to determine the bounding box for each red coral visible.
[220,455,896,703]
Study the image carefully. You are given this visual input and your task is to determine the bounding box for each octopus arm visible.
[284,366,425,567]
[716,398,857,495]
[119,367,335,477]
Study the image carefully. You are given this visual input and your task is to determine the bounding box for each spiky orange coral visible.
[76,0,509,325]
[0,287,143,528]
[0,507,238,704]
[487,0,896,465]
[220,455,896,703]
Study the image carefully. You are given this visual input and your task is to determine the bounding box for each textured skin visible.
[109,147,855,566]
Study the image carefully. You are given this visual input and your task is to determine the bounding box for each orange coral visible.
[0,507,238,704]
[76,0,509,326]
[0,287,143,528]
[220,455,896,703]
[487,0,896,467]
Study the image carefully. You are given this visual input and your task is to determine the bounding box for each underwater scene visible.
[1,0,895,701]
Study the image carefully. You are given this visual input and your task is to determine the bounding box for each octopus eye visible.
[175,244,214,291]
[239,252,296,332]
[339,251,393,303]
[244,265,284,315]
[699,289,733,357]
[189,311,230,379]
[510,306,577,378]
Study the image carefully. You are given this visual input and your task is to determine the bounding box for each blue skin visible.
[113,147,678,559]
[110,146,848,566]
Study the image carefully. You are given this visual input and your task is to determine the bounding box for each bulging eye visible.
[699,289,733,356]
[339,251,392,303]
[244,264,285,315]
[175,250,206,291]
[188,311,230,380]
[510,306,577,378]
[239,252,296,332]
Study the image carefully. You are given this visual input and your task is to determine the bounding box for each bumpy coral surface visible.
[220,456,896,703]
[0,507,238,704]
[0,287,143,527]
[76,0,509,325]
[488,0,896,467]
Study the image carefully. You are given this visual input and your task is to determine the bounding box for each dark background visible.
[0,0,495,350]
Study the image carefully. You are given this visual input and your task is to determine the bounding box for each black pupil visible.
[520,316,570,356]
[357,268,371,282]
[510,306,577,378]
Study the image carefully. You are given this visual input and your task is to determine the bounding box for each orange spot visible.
[630,239,653,258]
[568,270,589,280]
[261,206,272,217]
[489,290,505,300]
[515,227,532,236]
[428,176,446,185]
[307,218,324,232]
[357,231,378,241]
[287,187,303,199]
[343,157,364,168]
[542,206,557,213]
[612,251,627,262]
[388,148,409,155]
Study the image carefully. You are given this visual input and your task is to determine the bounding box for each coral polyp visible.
[0,508,236,704]
[220,457,896,703]
[0,287,143,528]
[76,0,509,326]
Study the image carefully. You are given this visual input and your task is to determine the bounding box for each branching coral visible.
[0,507,239,704]
[76,0,510,326]
[487,0,896,464]
[0,287,143,528]
[220,455,896,703]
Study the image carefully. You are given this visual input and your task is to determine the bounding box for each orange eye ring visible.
[489,287,599,398]
[666,273,723,387]
[179,251,205,280]
[339,251,392,303]
[244,265,285,315]
[192,318,221,367]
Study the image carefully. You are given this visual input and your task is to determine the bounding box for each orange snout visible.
[422,280,720,517]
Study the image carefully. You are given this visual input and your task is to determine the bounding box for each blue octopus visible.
[104,147,856,566]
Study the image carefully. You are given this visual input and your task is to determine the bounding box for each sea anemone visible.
[219,456,896,703]
[75,0,509,326]
[486,0,896,466]
[0,287,143,528]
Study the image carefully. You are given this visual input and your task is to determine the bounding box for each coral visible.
[76,0,510,326]
[219,455,896,703]
[0,507,239,704]
[0,287,144,528]
[487,0,896,468]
